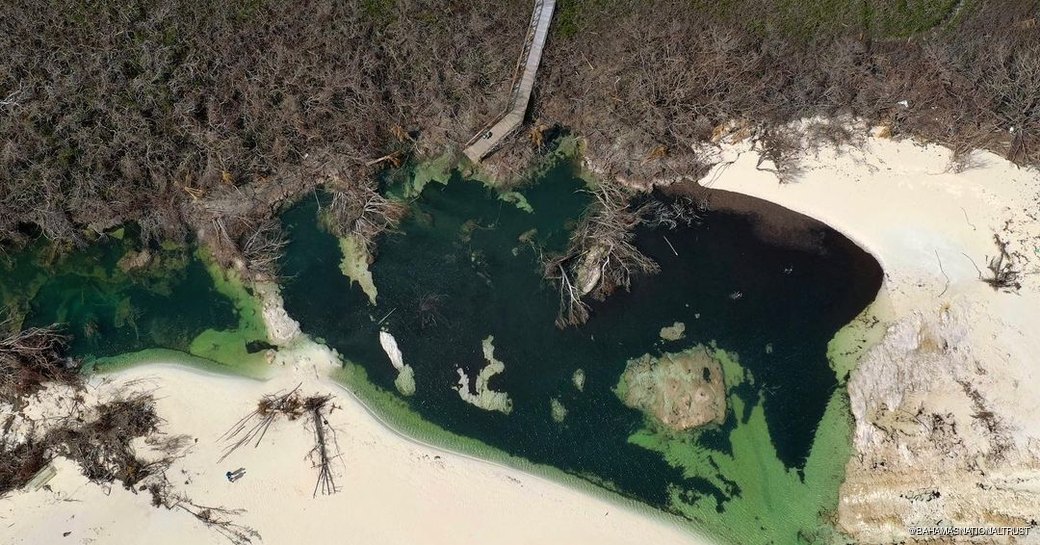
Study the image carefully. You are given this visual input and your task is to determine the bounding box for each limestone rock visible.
[617,346,726,430]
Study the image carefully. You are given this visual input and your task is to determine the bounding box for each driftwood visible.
[220,387,341,497]
[218,385,305,462]
[304,394,338,497]
[983,234,1022,292]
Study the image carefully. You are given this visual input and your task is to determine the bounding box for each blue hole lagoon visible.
[279,162,882,544]
[0,158,882,544]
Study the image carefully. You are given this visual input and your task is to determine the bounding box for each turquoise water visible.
[0,227,265,372]
[279,162,882,543]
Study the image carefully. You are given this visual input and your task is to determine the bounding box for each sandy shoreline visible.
[1,341,708,545]
[4,126,1039,545]
[700,129,1040,542]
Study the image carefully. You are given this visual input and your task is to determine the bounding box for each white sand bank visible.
[701,131,1040,542]
[1,342,707,545]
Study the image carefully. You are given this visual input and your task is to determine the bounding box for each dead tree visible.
[240,219,288,279]
[323,178,407,252]
[218,385,304,462]
[145,478,260,545]
[304,395,338,497]
[544,183,698,327]
[220,388,342,497]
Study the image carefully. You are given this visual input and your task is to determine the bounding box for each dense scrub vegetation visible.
[2,0,1038,262]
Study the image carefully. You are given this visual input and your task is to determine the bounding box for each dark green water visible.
[0,158,881,543]
[280,163,882,543]
[0,228,264,371]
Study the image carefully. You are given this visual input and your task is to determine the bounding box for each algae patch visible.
[572,368,586,391]
[627,347,854,545]
[617,346,727,431]
[454,335,513,414]
[187,249,269,370]
[498,191,534,213]
[338,235,378,305]
[550,398,568,423]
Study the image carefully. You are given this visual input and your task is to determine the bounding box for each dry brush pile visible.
[0,320,259,544]
[220,386,341,497]
[543,182,699,327]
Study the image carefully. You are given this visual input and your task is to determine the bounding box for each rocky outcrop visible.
[839,302,1040,542]
[378,330,415,396]
[254,281,301,346]
[616,346,726,431]
[659,322,686,342]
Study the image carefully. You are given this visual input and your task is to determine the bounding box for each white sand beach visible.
[4,126,1039,545]
[1,339,706,545]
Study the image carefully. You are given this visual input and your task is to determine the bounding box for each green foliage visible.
[187,248,269,369]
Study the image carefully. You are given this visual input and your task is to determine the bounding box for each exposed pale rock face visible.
[575,244,608,296]
[617,346,726,431]
[454,336,512,414]
[338,235,377,305]
[840,302,1040,542]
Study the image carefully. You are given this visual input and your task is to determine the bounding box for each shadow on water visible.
[279,161,882,543]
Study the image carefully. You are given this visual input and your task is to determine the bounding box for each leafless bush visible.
[983,234,1022,292]
[0,0,526,250]
[0,321,79,405]
[322,180,407,252]
[3,0,1039,256]
[240,219,288,279]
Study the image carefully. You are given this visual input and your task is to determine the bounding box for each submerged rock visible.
[454,336,513,414]
[338,235,377,305]
[550,398,567,423]
[572,368,586,392]
[378,330,415,396]
[116,249,152,272]
[659,321,686,342]
[616,346,726,430]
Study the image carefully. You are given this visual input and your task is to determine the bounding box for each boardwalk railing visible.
[463,0,555,163]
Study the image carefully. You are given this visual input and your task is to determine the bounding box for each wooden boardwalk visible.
[463,0,555,163]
